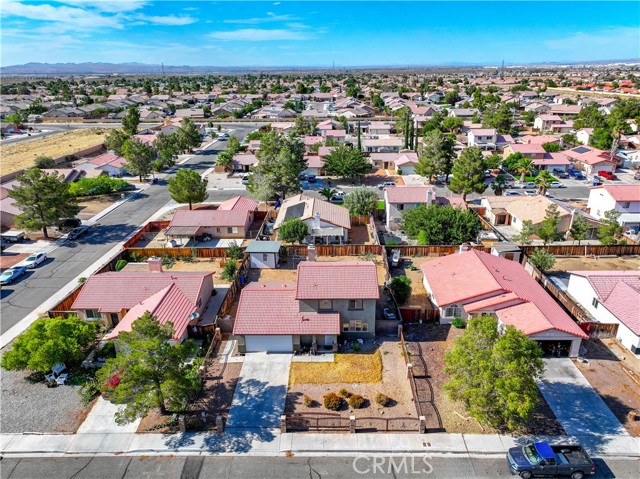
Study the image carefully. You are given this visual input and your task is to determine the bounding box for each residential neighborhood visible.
[1,1,639,478]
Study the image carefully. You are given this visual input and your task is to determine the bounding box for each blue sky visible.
[1,1,638,67]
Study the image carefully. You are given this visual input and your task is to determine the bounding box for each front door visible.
[110,313,119,326]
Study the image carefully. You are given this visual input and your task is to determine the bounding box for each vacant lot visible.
[286,340,416,423]
[551,256,640,273]
[122,258,233,284]
[1,128,108,174]
[575,338,640,437]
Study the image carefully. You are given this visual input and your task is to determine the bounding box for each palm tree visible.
[216,150,233,171]
[319,187,337,201]
[535,170,554,196]
[515,157,534,183]
[491,174,507,196]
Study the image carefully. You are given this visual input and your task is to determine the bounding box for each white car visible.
[550,181,565,188]
[21,252,47,268]
[523,190,537,196]
[379,181,396,190]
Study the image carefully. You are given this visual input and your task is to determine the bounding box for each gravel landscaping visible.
[0,369,90,433]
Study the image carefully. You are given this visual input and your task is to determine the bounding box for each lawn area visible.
[289,351,382,385]
[525,174,557,182]
[0,128,108,174]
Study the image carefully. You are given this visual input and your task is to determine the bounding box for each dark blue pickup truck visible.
[507,442,596,479]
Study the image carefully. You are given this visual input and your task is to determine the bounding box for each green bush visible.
[349,394,366,409]
[389,275,412,305]
[323,392,344,411]
[452,317,466,329]
[339,388,351,398]
[353,343,361,352]
[114,259,128,272]
[69,176,130,197]
[226,241,244,261]
[221,261,238,281]
[303,395,314,407]
[161,254,176,269]
[375,393,391,407]
[99,341,117,359]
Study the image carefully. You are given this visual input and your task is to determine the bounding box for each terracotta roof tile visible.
[169,209,249,228]
[218,195,259,212]
[296,261,379,300]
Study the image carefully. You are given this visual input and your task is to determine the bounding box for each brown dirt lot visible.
[76,193,130,221]
[286,340,417,425]
[0,128,109,174]
[405,323,565,435]
[574,338,640,437]
[0,253,29,271]
[551,256,640,273]
[122,259,234,285]
[389,257,440,310]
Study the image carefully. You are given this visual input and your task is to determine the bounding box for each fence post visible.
[280,414,287,433]
[350,415,356,434]
[407,363,413,379]
[216,414,225,433]
[419,416,426,433]
[397,323,403,338]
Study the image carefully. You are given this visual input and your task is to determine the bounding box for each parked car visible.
[218,133,229,140]
[0,266,28,285]
[21,252,47,268]
[57,218,82,231]
[383,308,397,321]
[67,225,90,240]
[241,175,249,185]
[0,230,27,243]
[307,175,317,183]
[329,191,345,203]
[598,170,617,180]
[549,181,565,188]
[523,190,537,196]
[515,182,536,189]
[556,171,570,179]
[507,442,596,479]
[298,173,308,181]
[590,176,603,185]
[379,181,397,190]
[634,171,640,180]
[505,190,522,196]
[568,170,586,180]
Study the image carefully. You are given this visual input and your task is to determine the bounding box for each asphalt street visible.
[0,124,256,335]
[1,455,638,479]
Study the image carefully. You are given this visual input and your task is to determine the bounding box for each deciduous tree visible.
[9,168,79,238]
[323,144,371,179]
[513,220,535,245]
[105,129,130,155]
[401,204,482,244]
[597,209,624,245]
[444,316,544,431]
[167,169,208,210]
[529,248,556,272]
[449,146,487,201]
[277,218,308,244]
[569,214,589,245]
[343,187,378,216]
[122,138,154,181]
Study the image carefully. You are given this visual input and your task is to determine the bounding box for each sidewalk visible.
[2,430,638,458]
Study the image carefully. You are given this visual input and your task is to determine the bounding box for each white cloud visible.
[53,1,148,13]
[135,14,197,26]
[208,28,312,41]
[224,13,299,25]
[544,27,640,55]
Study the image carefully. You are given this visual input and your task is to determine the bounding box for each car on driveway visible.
[21,252,47,268]
[307,175,317,183]
[0,266,28,285]
[379,181,397,190]
[241,175,250,185]
[598,170,617,180]
[634,171,640,181]
[524,190,537,196]
[550,181,565,188]
[67,225,90,240]
[505,190,521,196]
[218,133,229,140]
[329,191,345,203]
[516,181,536,189]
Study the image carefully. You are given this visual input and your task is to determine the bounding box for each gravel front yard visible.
[0,369,91,433]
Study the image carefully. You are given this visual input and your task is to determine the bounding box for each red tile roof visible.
[562,146,617,166]
[296,261,379,300]
[233,282,340,335]
[89,151,125,168]
[599,185,640,203]
[570,271,640,335]
[385,186,433,204]
[422,250,587,338]
[71,271,210,313]
[168,209,249,228]
[218,195,259,212]
[275,194,351,230]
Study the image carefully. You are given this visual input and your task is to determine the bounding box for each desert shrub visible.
[323,392,343,411]
[353,343,361,352]
[339,388,351,398]
[226,241,244,261]
[303,395,314,407]
[375,393,391,407]
[452,317,466,329]
[114,259,128,271]
[78,378,100,405]
[349,394,366,409]
[221,261,238,281]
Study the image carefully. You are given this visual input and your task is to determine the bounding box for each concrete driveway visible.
[226,353,291,429]
[537,358,630,447]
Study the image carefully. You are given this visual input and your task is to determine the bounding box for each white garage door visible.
[245,335,293,353]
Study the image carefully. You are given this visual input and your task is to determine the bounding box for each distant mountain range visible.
[2,60,639,75]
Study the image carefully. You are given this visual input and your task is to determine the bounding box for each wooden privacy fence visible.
[399,307,440,324]
[384,245,491,257]
[350,215,371,226]
[521,244,640,256]
[217,257,250,318]
[283,244,383,257]
[48,285,84,318]
[124,247,230,259]
[122,221,170,248]
[285,413,350,432]
[580,322,619,339]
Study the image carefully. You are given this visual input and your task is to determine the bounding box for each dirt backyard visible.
[286,340,417,426]
[0,128,109,174]
[551,256,640,273]
[404,323,565,436]
[574,338,640,437]
[122,259,234,285]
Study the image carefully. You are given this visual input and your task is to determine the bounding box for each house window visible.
[319,299,332,311]
[348,299,363,310]
[444,306,461,318]
[620,201,630,208]
[227,227,233,234]
[262,253,269,261]
[592,297,599,309]
[398,204,404,211]
[216,227,221,233]
[85,309,101,320]
[343,322,350,332]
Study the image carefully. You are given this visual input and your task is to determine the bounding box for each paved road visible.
[1,455,637,479]
[0,125,255,335]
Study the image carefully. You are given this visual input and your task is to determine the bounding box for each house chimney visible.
[458,244,469,254]
[314,212,321,229]
[426,188,433,205]
[308,244,316,262]
[148,256,163,273]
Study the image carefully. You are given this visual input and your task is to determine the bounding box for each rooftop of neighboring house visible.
[296,261,379,300]
[304,135,324,146]
[385,185,433,204]
[562,146,617,165]
[167,209,250,230]
[508,143,547,154]
[87,151,126,168]
[232,153,259,166]
[569,270,640,335]
[469,128,497,136]
[362,137,404,147]
[519,135,560,145]
[274,193,351,230]
[531,152,571,166]
[483,195,571,224]
[422,250,587,338]
[537,114,563,121]
[217,195,259,212]
[232,282,340,336]
[304,155,324,168]
[590,184,640,203]
[395,151,419,166]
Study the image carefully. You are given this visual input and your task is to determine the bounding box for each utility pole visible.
[500,60,505,80]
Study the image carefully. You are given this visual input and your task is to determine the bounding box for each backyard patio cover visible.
[165,225,201,236]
